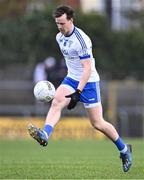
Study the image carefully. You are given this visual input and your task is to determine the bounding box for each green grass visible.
[0,139,143,179]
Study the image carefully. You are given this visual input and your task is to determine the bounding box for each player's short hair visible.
[53,5,74,20]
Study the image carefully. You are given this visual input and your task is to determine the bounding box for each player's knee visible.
[91,118,104,131]
[51,96,63,109]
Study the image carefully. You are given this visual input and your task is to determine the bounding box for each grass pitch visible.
[0,139,143,179]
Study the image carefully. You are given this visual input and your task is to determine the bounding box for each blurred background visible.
[0,0,144,139]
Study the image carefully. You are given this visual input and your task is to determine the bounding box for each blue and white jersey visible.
[56,26,100,82]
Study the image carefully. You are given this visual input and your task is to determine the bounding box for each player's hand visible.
[65,89,82,110]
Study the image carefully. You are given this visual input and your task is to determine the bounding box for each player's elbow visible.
[83,59,91,72]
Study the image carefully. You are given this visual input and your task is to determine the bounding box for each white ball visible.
[33,80,56,102]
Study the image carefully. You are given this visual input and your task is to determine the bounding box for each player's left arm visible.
[65,58,91,110]
[77,59,91,92]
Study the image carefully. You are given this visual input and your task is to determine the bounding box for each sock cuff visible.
[43,124,53,137]
[114,137,126,151]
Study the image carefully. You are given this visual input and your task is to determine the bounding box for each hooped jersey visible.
[56,26,100,82]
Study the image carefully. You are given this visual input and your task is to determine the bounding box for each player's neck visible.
[65,25,75,37]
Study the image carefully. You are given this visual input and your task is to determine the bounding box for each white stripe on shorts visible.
[61,84,75,93]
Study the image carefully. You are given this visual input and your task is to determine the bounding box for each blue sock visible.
[113,137,126,151]
[43,124,53,137]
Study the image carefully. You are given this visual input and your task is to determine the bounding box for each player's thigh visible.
[53,84,72,107]
[86,103,103,123]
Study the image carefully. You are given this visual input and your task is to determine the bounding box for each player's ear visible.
[70,18,73,23]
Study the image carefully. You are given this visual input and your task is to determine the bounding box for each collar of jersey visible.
[64,26,75,37]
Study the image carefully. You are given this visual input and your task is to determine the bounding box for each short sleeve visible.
[74,29,92,60]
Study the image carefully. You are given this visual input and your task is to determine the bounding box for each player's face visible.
[55,13,73,36]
